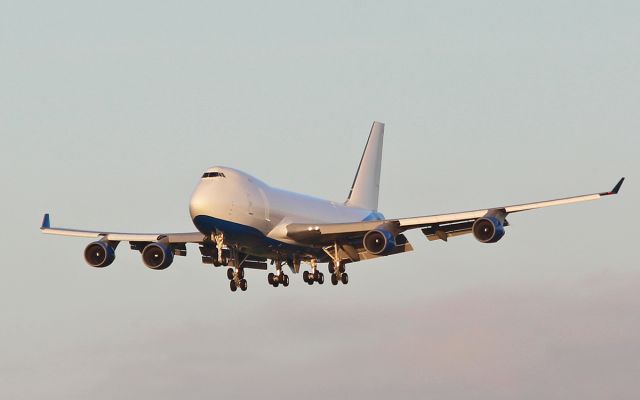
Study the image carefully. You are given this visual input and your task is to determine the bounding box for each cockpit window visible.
[202,172,226,178]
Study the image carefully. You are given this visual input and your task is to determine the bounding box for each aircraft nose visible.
[189,183,209,219]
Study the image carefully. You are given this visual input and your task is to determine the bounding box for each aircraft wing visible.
[40,214,205,243]
[286,178,625,244]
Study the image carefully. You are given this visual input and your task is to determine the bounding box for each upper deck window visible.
[202,172,226,178]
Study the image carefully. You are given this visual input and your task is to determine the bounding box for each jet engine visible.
[142,242,174,270]
[472,216,506,243]
[363,229,396,255]
[84,241,116,268]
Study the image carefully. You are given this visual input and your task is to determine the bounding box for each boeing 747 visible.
[41,122,624,292]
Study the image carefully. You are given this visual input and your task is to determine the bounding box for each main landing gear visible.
[268,260,289,288]
[228,266,248,292]
[323,243,349,286]
[303,258,324,285]
[328,260,348,285]
[218,236,247,293]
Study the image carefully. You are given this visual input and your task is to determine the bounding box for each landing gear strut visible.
[213,232,228,266]
[303,258,324,285]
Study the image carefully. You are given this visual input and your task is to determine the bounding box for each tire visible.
[268,272,274,285]
[341,273,349,284]
[318,272,324,285]
[238,268,244,279]
[230,280,237,292]
[328,262,335,274]
[213,259,221,267]
[339,264,346,273]
[273,280,279,287]
[313,270,320,281]
[226,268,234,280]
[283,275,289,287]
[240,279,248,291]
[307,278,314,285]
[221,255,229,266]
[331,274,338,285]
[303,271,309,282]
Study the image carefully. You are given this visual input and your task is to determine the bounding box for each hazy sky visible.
[1,1,638,399]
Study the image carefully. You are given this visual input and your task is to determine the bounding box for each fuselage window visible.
[201,172,226,178]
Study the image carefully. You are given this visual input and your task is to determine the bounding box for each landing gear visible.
[303,258,324,285]
[226,266,247,292]
[323,243,349,286]
[214,232,228,266]
[268,261,289,288]
[222,241,249,293]
[329,267,348,285]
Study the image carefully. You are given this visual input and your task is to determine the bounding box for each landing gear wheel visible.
[213,259,221,267]
[341,273,349,284]
[331,274,338,285]
[328,262,335,274]
[268,272,274,285]
[318,272,324,284]
[339,264,346,273]
[307,277,314,285]
[237,268,244,279]
[226,268,234,280]
[283,275,289,287]
[221,255,229,266]
[240,279,248,291]
[230,280,237,292]
[303,271,309,282]
[313,270,320,281]
[273,281,279,287]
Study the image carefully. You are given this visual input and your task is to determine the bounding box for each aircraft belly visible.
[192,214,321,259]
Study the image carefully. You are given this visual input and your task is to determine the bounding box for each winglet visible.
[602,177,625,196]
[41,213,50,229]
[611,177,625,194]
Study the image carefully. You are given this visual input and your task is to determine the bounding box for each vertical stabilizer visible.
[345,122,384,211]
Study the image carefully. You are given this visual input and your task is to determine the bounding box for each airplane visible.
[41,122,624,292]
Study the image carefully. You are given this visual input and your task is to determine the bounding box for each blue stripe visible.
[362,211,385,221]
[192,215,323,257]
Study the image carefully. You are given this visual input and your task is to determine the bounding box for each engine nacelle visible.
[84,241,115,268]
[472,216,506,243]
[142,242,174,270]
[363,229,396,255]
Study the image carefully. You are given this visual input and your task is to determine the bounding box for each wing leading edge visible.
[40,214,205,243]
[286,178,625,244]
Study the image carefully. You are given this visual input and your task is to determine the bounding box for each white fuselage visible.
[189,167,378,246]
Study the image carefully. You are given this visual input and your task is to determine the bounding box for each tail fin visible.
[345,121,384,211]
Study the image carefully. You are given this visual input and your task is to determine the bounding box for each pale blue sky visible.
[1,1,638,399]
